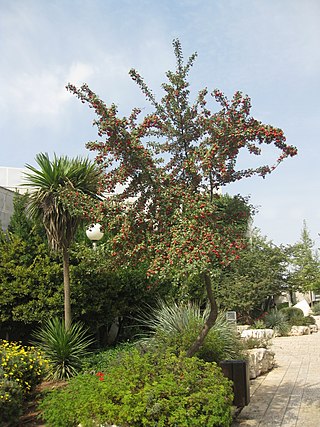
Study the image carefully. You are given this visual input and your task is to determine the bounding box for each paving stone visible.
[233,325,320,426]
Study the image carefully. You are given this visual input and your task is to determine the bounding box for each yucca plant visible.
[32,318,95,380]
[264,310,290,336]
[137,300,244,362]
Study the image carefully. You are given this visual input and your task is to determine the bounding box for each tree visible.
[67,39,297,355]
[23,153,102,329]
[286,221,320,295]
[217,232,288,321]
[7,193,34,240]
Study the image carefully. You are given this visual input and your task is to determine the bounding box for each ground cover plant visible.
[40,349,234,427]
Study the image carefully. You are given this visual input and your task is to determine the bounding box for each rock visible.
[289,326,310,336]
[240,329,274,340]
[310,324,318,333]
[237,325,250,334]
[247,348,275,379]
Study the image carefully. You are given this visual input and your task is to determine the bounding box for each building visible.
[0,167,27,230]
[0,186,15,230]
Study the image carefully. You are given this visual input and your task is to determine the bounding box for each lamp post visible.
[86,223,104,250]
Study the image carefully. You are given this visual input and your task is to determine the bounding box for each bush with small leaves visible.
[287,315,316,327]
[312,302,320,315]
[0,340,48,395]
[0,371,24,426]
[81,342,135,374]
[0,341,47,426]
[280,307,316,327]
[40,349,234,427]
[280,307,304,321]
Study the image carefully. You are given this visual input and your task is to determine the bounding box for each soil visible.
[18,381,67,427]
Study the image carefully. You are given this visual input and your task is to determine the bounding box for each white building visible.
[0,167,27,230]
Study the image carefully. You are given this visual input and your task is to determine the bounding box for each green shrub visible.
[81,342,135,373]
[312,302,320,315]
[32,318,94,380]
[137,300,244,362]
[276,302,289,310]
[0,340,47,395]
[40,349,234,427]
[280,307,304,321]
[264,310,290,336]
[251,319,266,329]
[280,307,316,327]
[0,371,24,426]
[0,341,47,426]
[288,315,316,327]
[242,336,271,350]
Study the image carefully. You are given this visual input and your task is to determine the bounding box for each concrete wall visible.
[0,186,15,230]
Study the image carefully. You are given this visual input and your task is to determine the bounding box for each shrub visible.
[0,371,24,426]
[242,336,271,350]
[280,307,316,327]
[276,302,289,310]
[0,340,47,395]
[0,340,47,426]
[287,315,316,327]
[264,310,290,336]
[312,302,320,315]
[280,307,304,321]
[40,349,234,427]
[32,318,94,380]
[251,319,266,329]
[137,300,244,362]
[81,342,135,374]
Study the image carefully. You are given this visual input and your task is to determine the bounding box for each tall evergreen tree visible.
[287,221,320,294]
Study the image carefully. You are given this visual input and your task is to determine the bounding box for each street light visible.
[86,223,104,250]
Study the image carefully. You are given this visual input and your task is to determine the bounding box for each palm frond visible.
[23,153,102,250]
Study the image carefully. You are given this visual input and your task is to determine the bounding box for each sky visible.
[1,0,319,246]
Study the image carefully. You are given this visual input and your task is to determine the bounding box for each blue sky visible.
[1,0,319,246]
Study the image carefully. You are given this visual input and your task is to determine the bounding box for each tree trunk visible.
[186,272,218,357]
[62,247,72,330]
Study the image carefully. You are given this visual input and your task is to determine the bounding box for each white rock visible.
[241,329,274,340]
[310,324,318,333]
[289,326,310,336]
[247,348,275,379]
[237,325,250,334]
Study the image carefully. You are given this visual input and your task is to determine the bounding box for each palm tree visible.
[24,153,102,329]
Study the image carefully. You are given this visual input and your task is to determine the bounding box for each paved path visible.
[232,323,320,427]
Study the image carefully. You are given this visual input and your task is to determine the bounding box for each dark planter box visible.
[219,360,250,407]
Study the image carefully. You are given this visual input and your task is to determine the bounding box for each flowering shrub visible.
[40,349,234,426]
[0,340,48,394]
[0,340,48,425]
[0,368,24,425]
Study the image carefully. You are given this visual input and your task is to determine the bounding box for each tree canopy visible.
[66,39,297,354]
[286,221,320,294]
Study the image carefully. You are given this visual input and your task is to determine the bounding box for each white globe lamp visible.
[86,223,104,249]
